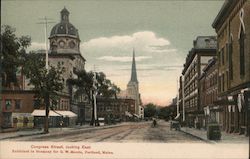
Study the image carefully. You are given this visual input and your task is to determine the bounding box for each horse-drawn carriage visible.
[170,113,181,130]
[170,120,180,130]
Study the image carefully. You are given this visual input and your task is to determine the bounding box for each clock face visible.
[59,41,65,48]
[69,41,75,48]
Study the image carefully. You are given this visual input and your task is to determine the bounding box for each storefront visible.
[31,109,77,128]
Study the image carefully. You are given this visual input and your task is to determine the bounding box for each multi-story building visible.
[0,8,91,130]
[96,97,136,123]
[212,0,250,135]
[178,76,184,122]
[1,65,37,130]
[182,36,217,128]
[199,58,222,129]
[30,8,89,127]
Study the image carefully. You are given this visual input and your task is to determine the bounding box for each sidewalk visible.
[0,122,132,140]
[181,127,249,144]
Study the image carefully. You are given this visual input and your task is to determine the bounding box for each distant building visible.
[96,97,136,122]
[182,36,217,128]
[212,0,250,135]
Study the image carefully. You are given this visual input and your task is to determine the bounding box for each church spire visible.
[130,48,138,83]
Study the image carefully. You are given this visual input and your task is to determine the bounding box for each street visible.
[7,121,204,143]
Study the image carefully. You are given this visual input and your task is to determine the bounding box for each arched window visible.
[239,26,245,76]
[229,35,233,80]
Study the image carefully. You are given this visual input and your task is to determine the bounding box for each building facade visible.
[200,58,223,129]
[182,36,217,128]
[0,8,90,130]
[45,7,89,126]
[212,0,250,136]
[1,90,36,130]
[96,97,136,123]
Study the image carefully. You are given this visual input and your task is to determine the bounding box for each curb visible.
[179,129,215,144]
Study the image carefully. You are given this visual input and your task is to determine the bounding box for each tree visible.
[68,70,120,101]
[158,106,171,120]
[0,25,31,88]
[23,52,65,133]
[144,103,157,118]
[67,70,120,126]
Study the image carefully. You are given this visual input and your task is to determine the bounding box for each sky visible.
[2,0,224,106]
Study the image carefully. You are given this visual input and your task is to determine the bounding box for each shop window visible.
[13,117,18,123]
[15,99,21,110]
[5,99,12,110]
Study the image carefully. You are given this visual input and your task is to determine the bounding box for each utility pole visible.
[90,65,99,126]
[182,75,185,122]
[37,17,55,133]
[176,79,179,115]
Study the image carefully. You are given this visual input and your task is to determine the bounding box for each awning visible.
[174,113,180,120]
[31,109,77,117]
[133,114,140,118]
[125,111,133,117]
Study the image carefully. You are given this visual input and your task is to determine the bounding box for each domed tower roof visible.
[50,7,79,39]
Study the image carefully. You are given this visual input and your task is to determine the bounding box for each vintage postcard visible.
[0,0,249,159]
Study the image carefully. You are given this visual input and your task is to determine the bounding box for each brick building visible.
[199,58,222,129]
[212,0,250,136]
[1,8,91,131]
[1,90,36,130]
[96,97,136,123]
[182,36,217,128]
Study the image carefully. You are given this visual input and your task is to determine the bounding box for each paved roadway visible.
[9,120,204,143]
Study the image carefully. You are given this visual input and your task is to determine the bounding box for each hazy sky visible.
[2,0,224,106]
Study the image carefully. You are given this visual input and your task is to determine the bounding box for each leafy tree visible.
[68,70,120,101]
[0,25,31,88]
[68,70,120,126]
[144,103,157,118]
[95,72,120,98]
[23,52,65,133]
[158,106,171,120]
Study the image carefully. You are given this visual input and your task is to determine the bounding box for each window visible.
[218,76,221,93]
[33,99,41,109]
[226,71,229,89]
[218,51,221,66]
[5,99,12,110]
[14,99,21,110]
[229,40,233,80]
[222,74,225,92]
[239,26,245,76]
[221,47,225,65]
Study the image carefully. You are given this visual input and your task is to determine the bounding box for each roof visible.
[212,0,239,29]
[129,48,138,83]
[182,36,217,74]
[50,7,79,39]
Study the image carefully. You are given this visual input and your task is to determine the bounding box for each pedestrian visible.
[153,119,157,127]
[60,120,63,131]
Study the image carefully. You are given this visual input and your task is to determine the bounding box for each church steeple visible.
[129,48,138,83]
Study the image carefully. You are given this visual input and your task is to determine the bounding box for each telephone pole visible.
[37,17,55,133]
